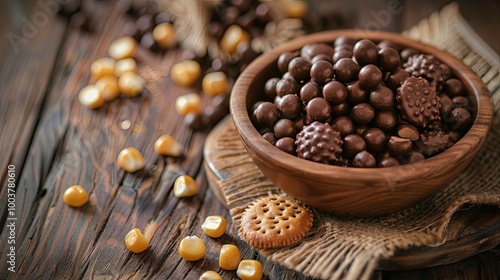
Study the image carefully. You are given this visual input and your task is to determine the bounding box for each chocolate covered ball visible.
[377,40,401,51]
[378,47,400,71]
[331,102,350,117]
[370,86,395,111]
[353,39,378,65]
[254,102,279,127]
[275,78,301,97]
[358,64,382,90]
[262,132,276,145]
[362,127,387,153]
[292,115,305,132]
[310,60,334,84]
[406,151,425,163]
[288,57,312,81]
[439,94,454,118]
[397,124,420,140]
[351,103,375,125]
[355,125,369,136]
[277,51,299,73]
[306,97,332,122]
[312,54,333,64]
[331,116,354,137]
[323,81,348,105]
[385,68,409,92]
[400,48,419,62]
[282,71,294,80]
[274,119,297,139]
[378,157,400,167]
[346,81,368,104]
[388,136,413,156]
[352,151,376,167]
[273,95,281,106]
[335,44,353,52]
[343,134,366,158]
[450,107,472,131]
[264,78,279,100]
[444,78,465,97]
[334,58,359,83]
[300,82,321,104]
[375,111,397,132]
[334,36,356,46]
[332,50,353,64]
[301,43,335,61]
[276,94,302,119]
[275,137,296,155]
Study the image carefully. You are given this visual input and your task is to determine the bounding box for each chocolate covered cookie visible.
[404,54,450,90]
[416,130,453,157]
[397,77,441,128]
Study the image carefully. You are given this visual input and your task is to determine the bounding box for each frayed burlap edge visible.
[211,3,499,280]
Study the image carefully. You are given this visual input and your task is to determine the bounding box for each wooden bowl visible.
[230,30,494,217]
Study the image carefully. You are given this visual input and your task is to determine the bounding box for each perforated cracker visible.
[238,196,313,249]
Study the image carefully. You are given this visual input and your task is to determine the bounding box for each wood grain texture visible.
[230,30,494,217]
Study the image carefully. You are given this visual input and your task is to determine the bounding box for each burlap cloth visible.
[209,4,499,280]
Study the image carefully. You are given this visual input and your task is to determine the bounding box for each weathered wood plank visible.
[0,3,66,230]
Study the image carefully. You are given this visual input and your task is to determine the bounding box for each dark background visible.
[1,0,499,68]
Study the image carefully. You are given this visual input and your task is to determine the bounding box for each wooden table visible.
[0,1,498,279]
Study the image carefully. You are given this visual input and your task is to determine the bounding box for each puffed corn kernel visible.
[95,76,120,102]
[152,22,176,49]
[117,147,145,173]
[175,93,202,116]
[78,85,104,109]
[237,260,263,280]
[63,185,89,207]
[219,244,241,271]
[178,236,206,261]
[118,71,144,97]
[220,25,249,54]
[125,228,149,253]
[91,57,116,80]
[202,72,229,97]
[201,215,227,238]
[199,270,222,280]
[115,58,138,77]
[284,0,308,18]
[154,134,183,157]
[108,36,137,60]
[174,175,198,197]
[170,60,201,87]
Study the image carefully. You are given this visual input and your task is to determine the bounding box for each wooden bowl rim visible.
[230,30,493,183]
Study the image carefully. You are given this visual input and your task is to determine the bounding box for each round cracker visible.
[239,196,313,249]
